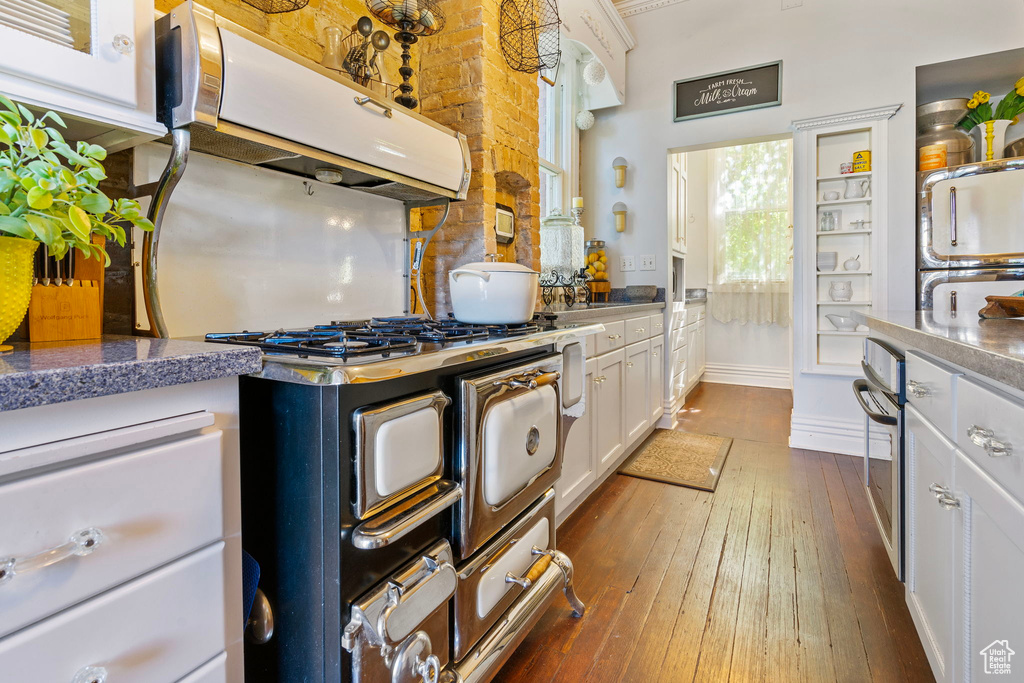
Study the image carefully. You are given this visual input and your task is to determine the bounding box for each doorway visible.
[669,136,794,391]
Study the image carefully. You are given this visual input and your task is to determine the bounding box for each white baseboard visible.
[702,362,791,389]
[790,412,891,457]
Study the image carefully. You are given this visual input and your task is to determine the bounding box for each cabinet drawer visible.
[179,653,227,683]
[956,377,1024,505]
[626,316,649,345]
[671,347,686,378]
[595,320,626,355]
[671,307,687,331]
[0,542,227,682]
[906,352,961,440]
[648,314,665,338]
[0,432,225,638]
[672,325,686,351]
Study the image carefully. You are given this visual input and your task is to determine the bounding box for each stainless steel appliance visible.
[213,316,594,683]
[853,338,906,580]
[918,157,1024,314]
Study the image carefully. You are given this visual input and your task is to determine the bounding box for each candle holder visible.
[365,0,446,109]
[571,206,584,227]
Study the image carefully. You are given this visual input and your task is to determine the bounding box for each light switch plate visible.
[639,254,656,271]
[620,255,636,272]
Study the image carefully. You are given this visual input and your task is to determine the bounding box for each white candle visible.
[572,196,584,209]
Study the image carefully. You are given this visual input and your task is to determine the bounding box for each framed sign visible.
[673,61,782,122]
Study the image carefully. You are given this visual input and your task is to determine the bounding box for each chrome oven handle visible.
[852,380,897,426]
[505,546,552,589]
[493,370,560,392]
[949,186,957,246]
[354,95,393,119]
[0,527,103,587]
[377,556,456,644]
[390,630,441,683]
[351,481,462,550]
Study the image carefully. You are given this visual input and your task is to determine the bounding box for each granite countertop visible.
[538,302,665,322]
[856,310,1024,392]
[0,336,263,412]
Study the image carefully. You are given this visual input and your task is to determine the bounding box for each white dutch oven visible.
[449,258,539,324]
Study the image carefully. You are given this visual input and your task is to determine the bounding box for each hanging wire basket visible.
[241,0,309,13]
[499,0,561,74]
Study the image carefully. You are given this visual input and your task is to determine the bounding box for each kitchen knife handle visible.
[949,186,957,246]
[353,95,393,119]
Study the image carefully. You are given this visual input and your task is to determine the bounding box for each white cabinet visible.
[595,349,626,472]
[557,357,597,518]
[953,450,1024,681]
[696,319,706,377]
[650,337,664,424]
[0,0,163,148]
[625,341,650,443]
[906,405,957,683]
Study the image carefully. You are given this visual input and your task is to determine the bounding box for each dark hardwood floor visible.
[494,382,933,682]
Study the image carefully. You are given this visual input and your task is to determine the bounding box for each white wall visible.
[135,145,406,338]
[582,0,1024,453]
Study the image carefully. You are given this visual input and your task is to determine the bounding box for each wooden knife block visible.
[28,281,102,342]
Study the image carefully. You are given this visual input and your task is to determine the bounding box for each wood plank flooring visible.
[494,382,933,683]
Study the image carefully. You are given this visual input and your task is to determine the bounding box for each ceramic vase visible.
[0,236,39,352]
[828,280,853,302]
[978,119,1011,161]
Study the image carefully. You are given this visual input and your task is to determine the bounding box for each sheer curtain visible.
[708,139,792,327]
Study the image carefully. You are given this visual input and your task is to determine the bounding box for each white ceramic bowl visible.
[825,313,859,331]
[449,260,539,324]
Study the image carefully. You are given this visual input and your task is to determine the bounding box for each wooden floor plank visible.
[493,385,933,683]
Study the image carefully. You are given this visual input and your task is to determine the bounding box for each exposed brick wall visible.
[415,0,540,316]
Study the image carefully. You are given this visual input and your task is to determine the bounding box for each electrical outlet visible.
[639,254,656,271]
[620,255,636,272]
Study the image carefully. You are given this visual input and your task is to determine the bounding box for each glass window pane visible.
[1,0,92,54]
[539,167,561,220]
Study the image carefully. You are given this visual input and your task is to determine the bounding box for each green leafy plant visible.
[0,93,153,265]
[958,80,1024,131]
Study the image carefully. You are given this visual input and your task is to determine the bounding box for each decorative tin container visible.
[852,150,871,172]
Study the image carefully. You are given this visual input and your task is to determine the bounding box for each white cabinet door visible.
[954,450,1024,681]
[685,323,699,391]
[650,337,665,423]
[930,171,1024,261]
[595,349,625,473]
[557,358,597,518]
[625,341,651,444]
[0,0,140,107]
[696,320,706,376]
[906,406,957,683]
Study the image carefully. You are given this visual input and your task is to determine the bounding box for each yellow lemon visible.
[594,261,605,272]
[597,249,605,257]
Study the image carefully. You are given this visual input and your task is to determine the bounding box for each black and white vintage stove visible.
[210,315,597,683]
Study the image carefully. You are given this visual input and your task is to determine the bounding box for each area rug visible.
[618,429,733,492]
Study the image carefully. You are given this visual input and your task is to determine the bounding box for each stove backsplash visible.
[132,144,407,337]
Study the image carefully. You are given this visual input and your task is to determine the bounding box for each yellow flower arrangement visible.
[959,79,1024,131]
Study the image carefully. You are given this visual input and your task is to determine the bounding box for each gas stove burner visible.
[205,329,417,358]
[482,322,541,337]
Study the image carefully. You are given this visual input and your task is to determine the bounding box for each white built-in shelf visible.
[817,270,872,276]
[816,171,872,182]
[817,197,872,207]
[818,329,869,336]
[816,229,872,236]
[817,300,872,306]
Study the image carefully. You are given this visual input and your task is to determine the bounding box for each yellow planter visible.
[0,236,39,352]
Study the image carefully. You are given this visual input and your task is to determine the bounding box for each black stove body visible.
[229,316,588,683]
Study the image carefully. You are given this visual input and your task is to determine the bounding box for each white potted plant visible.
[0,93,153,351]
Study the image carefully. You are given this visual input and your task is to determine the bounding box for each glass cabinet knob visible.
[72,666,107,683]
[112,34,134,55]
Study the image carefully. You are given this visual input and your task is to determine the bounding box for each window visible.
[537,55,579,220]
[708,139,792,326]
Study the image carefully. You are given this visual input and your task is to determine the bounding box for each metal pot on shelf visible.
[448,254,539,324]
[916,99,976,170]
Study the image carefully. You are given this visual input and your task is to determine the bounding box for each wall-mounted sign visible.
[673,61,782,122]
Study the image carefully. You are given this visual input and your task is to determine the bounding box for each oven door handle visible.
[351,480,463,550]
[852,379,897,426]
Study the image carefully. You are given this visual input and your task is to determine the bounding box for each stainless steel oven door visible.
[342,540,458,683]
[853,378,903,581]
[455,354,563,561]
[353,391,451,520]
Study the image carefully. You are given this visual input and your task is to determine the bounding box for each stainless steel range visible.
[211,316,596,683]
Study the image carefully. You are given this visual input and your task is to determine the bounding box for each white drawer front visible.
[584,332,596,359]
[671,307,687,331]
[906,351,961,440]
[595,320,626,355]
[626,316,649,345]
[648,314,665,338]
[476,515,550,619]
[956,377,1024,505]
[0,542,226,682]
[0,432,225,638]
[672,325,686,351]
[671,347,686,378]
[178,652,227,683]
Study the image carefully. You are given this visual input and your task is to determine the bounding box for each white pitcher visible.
[844,178,870,199]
